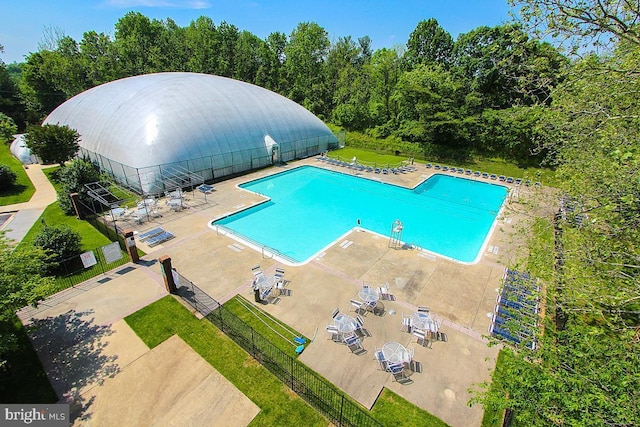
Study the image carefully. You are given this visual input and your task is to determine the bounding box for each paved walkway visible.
[19,263,259,426]
[0,164,58,243]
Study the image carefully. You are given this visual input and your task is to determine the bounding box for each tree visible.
[185,16,220,74]
[326,36,372,130]
[285,22,330,116]
[18,51,67,120]
[511,0,640,52]
[0,235,54,364]
[0,164,17,189]
[32,223,82,274]
[0,46,24,129]
[24,124,80,167]
[453,24,565,109]
[113,12,164,75]
[0,113,17,142]
[79,31,120,86]
[405,19,454,69]
[54,158,103,215]
[369,48,402,131]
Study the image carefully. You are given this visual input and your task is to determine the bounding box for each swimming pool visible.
[212,166,508,264]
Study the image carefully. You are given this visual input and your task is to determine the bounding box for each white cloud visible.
[104,0,211,9]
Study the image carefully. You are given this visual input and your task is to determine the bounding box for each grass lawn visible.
[125,296,327,427]
[18,202,113,251]
[0,316,58,403]
[0,139,35,205]
[371,388,449,427]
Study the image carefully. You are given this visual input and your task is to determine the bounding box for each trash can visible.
[254,288,262,303]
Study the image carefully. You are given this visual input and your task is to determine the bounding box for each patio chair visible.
[350,299,363,314]
[364,300,377,313]
[417,306,430,313]
[344,335,363,353]
[426,330,439,347]
[279,288,292,297]
[374,349,387,370]
[412,329,428,347]
[326,325,340,341]
[355,315,365,327]
[410,359,423,373]
[331,308,340,318]
[401,314,412,333]
[274,267,287,283]
[251,265,262,276]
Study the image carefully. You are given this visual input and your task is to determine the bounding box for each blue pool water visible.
[213,166,508,264]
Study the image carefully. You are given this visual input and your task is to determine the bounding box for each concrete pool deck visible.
[20,157,555,427]
[124,158,554,427]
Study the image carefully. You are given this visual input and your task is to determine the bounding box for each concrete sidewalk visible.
[0,164,58,243]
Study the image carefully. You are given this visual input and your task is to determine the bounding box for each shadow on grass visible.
[28,309,120,423]
[0,183,28,197]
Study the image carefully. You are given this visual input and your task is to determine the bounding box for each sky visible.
[0,0,514,64]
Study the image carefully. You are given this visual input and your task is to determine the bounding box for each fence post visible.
[218,305,224,333]
[157,255,178,294]
[122,229,140,264]
[339,394,345,426]
[251,328,256,357]
[290,356,294,390]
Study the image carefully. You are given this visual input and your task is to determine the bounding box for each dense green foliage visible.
[32,223,81,274]
[0,163,16,188]
[0,113,17,142]
[52,158,104,215]
[470,2,640,426]
[0,316,57,403]
[3,13,566,166]
[23,123,80,167]
[0,235,54,363]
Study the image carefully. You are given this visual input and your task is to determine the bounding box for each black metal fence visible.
[175,280,382,427]
[53,241,129,290]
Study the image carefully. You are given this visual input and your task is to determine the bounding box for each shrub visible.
[0,164,17,190]
[55,159,104,215]
[32,224,81,274]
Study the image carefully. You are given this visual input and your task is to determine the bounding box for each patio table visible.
[138,198,156,208]
[382,342,411,364]
[333,313,358,335]
[254,273,277,298]
[411,312,437,332]
[358,287,379,304]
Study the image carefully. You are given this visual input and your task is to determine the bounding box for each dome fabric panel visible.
[43,72,337,193]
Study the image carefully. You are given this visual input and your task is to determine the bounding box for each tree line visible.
[1,12,566,164]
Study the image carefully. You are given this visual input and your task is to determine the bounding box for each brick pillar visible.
[158,255,178,294]
[122,229,140,263]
